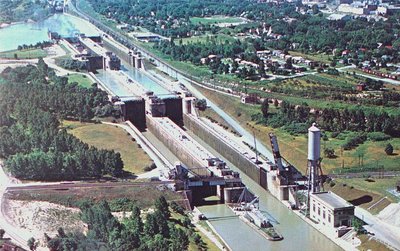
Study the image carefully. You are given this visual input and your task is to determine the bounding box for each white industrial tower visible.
[307,123,323,195]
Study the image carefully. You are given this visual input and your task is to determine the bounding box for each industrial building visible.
[310,192,355,237]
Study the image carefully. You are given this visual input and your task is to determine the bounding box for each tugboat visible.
[231,188,283,241]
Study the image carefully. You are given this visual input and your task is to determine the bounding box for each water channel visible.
[1,13,342,251]
[0,14,99,52]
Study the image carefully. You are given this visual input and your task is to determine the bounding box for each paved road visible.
[355,207,400,250]
[0,164,37,250]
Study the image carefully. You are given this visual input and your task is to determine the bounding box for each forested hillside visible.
[0,59,123,180]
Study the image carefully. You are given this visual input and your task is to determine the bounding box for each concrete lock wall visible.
[103,39,132,65]
[184,114,267,190]
[146,116,205,173]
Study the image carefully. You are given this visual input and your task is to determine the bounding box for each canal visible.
[2,13,342,251]
[188,132,342,251]
[0,14,99,52]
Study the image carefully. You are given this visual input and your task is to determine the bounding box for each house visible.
[310,192,355,237]
[356,83,366,91]
[341,50,350,56]
[241,93,260,104]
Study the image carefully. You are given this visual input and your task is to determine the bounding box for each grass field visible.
[190,16,243,25]
[67,74,93,88]
[358,234,392,251]
[0,48,47,59]
[63,121,152,174]
[327,180,392,214]
[178,33,236,45]
[6,185,181,210]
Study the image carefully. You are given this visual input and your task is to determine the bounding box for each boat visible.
[230,188,283,241]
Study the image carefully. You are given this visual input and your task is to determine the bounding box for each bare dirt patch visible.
[3,199,86,241]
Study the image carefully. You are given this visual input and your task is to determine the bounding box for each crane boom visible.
[268,133,284,173]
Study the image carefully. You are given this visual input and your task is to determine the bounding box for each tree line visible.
[0,60,123,180]
[261,100,400,137]
[43,196,199,251]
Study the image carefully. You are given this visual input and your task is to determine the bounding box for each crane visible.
[268,133,285,174]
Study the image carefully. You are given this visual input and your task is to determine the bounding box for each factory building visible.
[310,192,355,237]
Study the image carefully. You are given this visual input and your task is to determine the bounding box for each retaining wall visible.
[184,114,267,190]
[146,115,209,176]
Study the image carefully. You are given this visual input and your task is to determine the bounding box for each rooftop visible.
[311,192,354,209]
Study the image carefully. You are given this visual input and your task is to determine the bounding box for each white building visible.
[310,191,355,237]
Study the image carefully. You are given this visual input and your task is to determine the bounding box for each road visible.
[337,65,400,85]
[355,207,400,250]
[0,164,36,250]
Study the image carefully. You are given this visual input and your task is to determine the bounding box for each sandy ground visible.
[378,202,400,227]
[4,199,86,244]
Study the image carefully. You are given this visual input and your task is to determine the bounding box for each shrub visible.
[143,162,157,172]
[324,148,336,158]
[385,143,394,155]
[367,132,391,142]
[331,132,340,138]
[195,99,207,111]
[170,201,184,214]
[342,133,367,150]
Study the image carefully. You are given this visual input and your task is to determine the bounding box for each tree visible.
[155,196,170,219]
[261,98,269,118]
[385,143,394,155]
[195,99,207,111]
[324,148,335,158]
[27,237,37,251]
[169,228,189,250]
[0,229,5,239]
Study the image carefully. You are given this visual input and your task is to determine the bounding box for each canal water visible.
[0,14,99,52]
[189,133,342,251]
[3,13,342,250]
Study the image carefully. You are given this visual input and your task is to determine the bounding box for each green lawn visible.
[190,16,243,25]
[67,74,93,88]
[334,178,399,202]
[327,180,392,214]
[0,48,47,59]
[178,34,236,45]
[63,121,153,175]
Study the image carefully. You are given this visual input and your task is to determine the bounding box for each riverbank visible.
[0,19,35,29]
